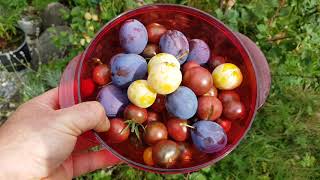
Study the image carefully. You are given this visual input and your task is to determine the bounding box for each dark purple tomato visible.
[92,64,111,86]
[167,118,189,142]
[146,111,161,123]
[105,118,129,144]
[150,95,166,113]
[146,23,167,44]
[218,90,240,105]
[182,67,213,96]
[177,142,193,162]
[216,118,232,133]
[182,61,200,74]
[197,96,223,121]
[144,121,168,145]
[142,44,159,58]
[80,78,96,98]
[124,104,148,124]
[152,140,180,168]
[208,55,226,69]
[203,86,218,97]
[129,133,145,149]
[222,100,246,120]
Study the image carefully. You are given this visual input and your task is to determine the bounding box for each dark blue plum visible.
[97,84,129,117]
[191,121,227,153]
[111,53,147,88]
[165,86,197,119]
[186,39,210,65]
[109,53,125,66]
[159,30,189,64]
[119,19,148,54]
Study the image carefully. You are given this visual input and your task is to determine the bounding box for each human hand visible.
[0,88,121,180]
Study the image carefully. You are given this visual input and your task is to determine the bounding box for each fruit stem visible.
[180,123,195,129]
[92,58,103,65]
[177,50,189,61]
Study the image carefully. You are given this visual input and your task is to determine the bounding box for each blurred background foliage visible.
[13,0,320,179]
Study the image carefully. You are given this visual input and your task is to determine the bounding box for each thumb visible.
[56,101,110,136]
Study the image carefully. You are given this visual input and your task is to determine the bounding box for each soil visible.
[0,29,25,52]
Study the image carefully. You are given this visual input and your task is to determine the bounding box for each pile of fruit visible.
[84,19,246,168]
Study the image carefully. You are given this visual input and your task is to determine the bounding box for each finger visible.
[56,101,110,136]
[30,87,59,110]
[72,149,121,177]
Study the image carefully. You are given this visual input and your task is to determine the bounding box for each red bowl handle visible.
[235,32,271,109]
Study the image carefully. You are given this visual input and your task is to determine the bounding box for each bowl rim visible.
[77,3,258,173]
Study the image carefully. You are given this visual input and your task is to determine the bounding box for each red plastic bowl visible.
[59,4,271,174]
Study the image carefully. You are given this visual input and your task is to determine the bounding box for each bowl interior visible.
[77,4,257,173]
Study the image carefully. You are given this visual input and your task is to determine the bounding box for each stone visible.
[41,2,69,29]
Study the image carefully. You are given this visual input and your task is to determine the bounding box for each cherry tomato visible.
[146,111,161,123]
[124,104,148,124]
[218,90,240,104]
[80,78,96,98]
[197,96,223,121]
[167,118,189,142]
[216,118,232,133]
[129,133,145,149]
[150,95,166,113]
[146,23,167,43]
[152,140,180,168]
[144,121,168,145]
[182,61,200,74]
[92,64,111,86]
[208,55,226,69]
[203,86,218,97]
[222,100,246,120]
[104,118,129,144]
[177,142,193,162]
[143,147,154,166]
[182,66,213,96]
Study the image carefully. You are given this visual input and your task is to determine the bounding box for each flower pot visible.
[59,4,271,174]
[0,28,32,71]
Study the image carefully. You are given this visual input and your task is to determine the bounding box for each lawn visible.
[3,0,320,179]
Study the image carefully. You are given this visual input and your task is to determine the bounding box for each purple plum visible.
[191,121,227,153]
[119,19,148,54]
[97,84,129,117]
[109,53,125,66]
[186,39,210,65]
[165,86,197,119]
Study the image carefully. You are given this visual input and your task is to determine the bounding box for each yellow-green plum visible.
[127,80,157,108]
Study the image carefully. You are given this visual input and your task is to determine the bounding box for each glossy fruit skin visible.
[110,53,125,66]
[197,96,223,121]
[146,23,167,43]
[208,55,226,69]
[150,95,166,113]
[218,90,240,104]
[186,39,210,65]
[144,121,168,145]
[159,30,189,64]
[119,19,148,54]
[142,44,159,58]
[111,54,147,88]
[182,67,213,96]
[92,64,111,86]
[127,80,157,108]
[80,78,96,98]
[166,86,198,119]
[182,61,200,74]
[146,111,161,123]
[222,100,246,120]
[105,118,130,144]
[97,84,129,117]
[212,63,243,90]
[204,86,218,97]
[143,147,154,166]
[152,140,180,168]
[147,53,180,73]
[167,118,189,142]
[177,142,193,162]
[216,118,232,133]
[191,121,227,153]
[124,104,148,124]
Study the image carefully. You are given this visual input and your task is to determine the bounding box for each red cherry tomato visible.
[150,95,166,113]
[216,118,232,133]
[146,111,161,123]
[144,121,168,145]
[104,118,129,144]
[208,55,226,70]
[182,61,200,74]
[203,86,218,97]
[80,78,96,97]
[146,23,167,43]
[197,96,223,121]
[218,90,240,104]
[183,67,213,96]
[177,142,193,162]
[124,104,148,124]
[152,140,180,168]
[222,100,246,120]
[143,147,154,166]
[92,64,111,86]
[167,118,189,142]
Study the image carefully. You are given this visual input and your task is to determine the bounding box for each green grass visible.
[18,0,320,179]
